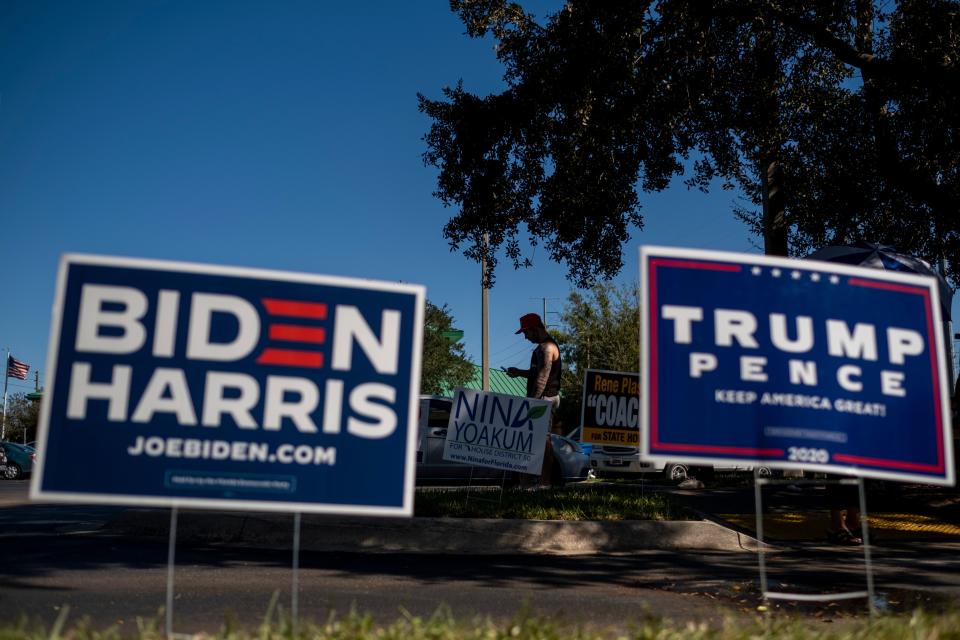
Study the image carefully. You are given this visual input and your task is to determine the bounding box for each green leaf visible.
[527,405,548,420]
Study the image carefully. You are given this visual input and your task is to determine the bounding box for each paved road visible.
[3,533,751,632]
[2,480,959,633]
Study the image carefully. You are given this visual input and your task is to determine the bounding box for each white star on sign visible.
[791,270,802,280]
[751,266,762,276]
[771,268,782,278]
[829,275,840,284]
[811,273,821,282]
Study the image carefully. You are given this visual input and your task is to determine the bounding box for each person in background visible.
[826,480,863,545]
[507,312,562,488]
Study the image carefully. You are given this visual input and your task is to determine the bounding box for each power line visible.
[489,337,528,358]
[500,345,533,367]
[4,380,38,391]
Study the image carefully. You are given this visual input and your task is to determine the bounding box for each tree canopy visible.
[552,282,640,430]
[420,0,960,285]
[2,392,39,444]
[420,301,475,395]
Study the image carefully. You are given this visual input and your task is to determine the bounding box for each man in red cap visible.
[506,312,562,487]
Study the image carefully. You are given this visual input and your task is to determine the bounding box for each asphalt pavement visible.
[3,479,960,632]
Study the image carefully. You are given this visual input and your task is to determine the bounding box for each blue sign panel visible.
[640,246,954,485]
[31,255,425,514]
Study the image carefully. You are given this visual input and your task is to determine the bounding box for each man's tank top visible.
[526,339,562,398]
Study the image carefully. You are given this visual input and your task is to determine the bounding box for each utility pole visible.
[530,297,561,330]
[481,234,490,391]
[1,348,9,441]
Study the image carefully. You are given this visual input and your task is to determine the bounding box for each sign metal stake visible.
[465,465,506,506]
[165,506,178,639]
[857,477,878,616]
[292,512,302,630]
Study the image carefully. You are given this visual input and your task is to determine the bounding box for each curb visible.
[106,510,769,554]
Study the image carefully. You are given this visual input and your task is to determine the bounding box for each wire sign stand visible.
[752,471,876,616]
[464,466,509,506]
[164,507,306,638]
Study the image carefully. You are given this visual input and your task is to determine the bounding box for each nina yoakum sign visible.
[640,246,954,485]
[442,388,551,475]
[31,254,425,515]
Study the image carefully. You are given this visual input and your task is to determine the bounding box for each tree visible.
[552,282,640,430]
[420,1,960,285]
[420,301,475,395]
[2,393,40,443]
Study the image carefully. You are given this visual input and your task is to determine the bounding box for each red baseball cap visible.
[515,313,544,334]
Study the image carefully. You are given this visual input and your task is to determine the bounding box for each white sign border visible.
[29,253,426,516]
[639,245,955,486]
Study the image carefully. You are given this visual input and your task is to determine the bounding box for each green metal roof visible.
[440,364,527,397]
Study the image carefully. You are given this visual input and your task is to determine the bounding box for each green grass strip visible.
[3,607,960,640]
[414,484,694,520]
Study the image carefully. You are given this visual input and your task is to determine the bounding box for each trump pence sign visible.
[31,255,425,514]
[640,246,954,485]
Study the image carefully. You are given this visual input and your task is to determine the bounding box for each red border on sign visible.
[648,259,785,457]
[648,262,943,473]
[832,278,944,473]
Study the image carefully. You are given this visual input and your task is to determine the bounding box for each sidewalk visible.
[657,479,960,544]
[104,507,767,554]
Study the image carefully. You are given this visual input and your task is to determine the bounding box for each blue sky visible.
[2,1,771,394]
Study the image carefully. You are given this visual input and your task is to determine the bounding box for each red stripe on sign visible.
[847,278,926,296]
[262,299,328,319]
[256,349,324,368]
[833,453,943,473]
[268,324,326,344]
[649,258,742,272]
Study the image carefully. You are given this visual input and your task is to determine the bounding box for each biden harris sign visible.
[640,246,954,485]
[30,255,425,515]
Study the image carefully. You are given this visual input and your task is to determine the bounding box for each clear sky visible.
[2,0,796,396]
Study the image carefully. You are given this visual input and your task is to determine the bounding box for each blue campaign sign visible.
[640,246,954,486]
[30,255,425,515]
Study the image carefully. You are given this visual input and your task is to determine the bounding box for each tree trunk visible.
[761,155,788,255]
[757,23,788,257]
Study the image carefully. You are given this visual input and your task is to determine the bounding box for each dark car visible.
[1,442,36,479]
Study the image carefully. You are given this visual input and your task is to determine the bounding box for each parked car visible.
[549,432,592,484]
[584,441,699,481]
[416,396,590,485]
[583,442,663,477]
[1,442,37,479]
[588,442,776,481]
[564,427,594,457]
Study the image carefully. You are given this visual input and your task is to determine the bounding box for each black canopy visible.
[806,241,953,321]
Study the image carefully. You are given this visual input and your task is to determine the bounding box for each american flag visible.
[6,355,29,380]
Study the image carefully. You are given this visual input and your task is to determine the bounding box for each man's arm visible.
[530,342,559,398]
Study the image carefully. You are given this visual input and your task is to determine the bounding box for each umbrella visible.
[805,241,954,321]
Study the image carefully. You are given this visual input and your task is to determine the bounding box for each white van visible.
[565,428,692,480]
[590,444,694,480]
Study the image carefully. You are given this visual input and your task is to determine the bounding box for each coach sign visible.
[31,255,425,515]
[581,369,640,446]
[640,246,954,485]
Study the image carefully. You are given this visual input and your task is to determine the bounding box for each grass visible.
[413,483,693,520]
[5,604,960,640]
